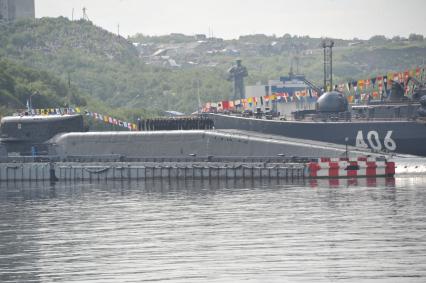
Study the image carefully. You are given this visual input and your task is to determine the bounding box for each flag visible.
[253,97,258,106]
[365,79,371,88]
[404,70,409,83]
[387,73,393,84]
[372,91,379,98]
[416,67,421,77]
[396,73,401,82]
[222,101,230,110]
[358,80,364,91]
[241,99,247,108]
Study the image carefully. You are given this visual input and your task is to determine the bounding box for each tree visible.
[408,33,424,41]
[368,35,388,44]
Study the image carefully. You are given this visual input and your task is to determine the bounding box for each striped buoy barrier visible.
[307,157,395,178]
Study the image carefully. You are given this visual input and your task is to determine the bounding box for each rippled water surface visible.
[1,177,426,282]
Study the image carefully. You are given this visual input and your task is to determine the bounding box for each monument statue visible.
[227,59,248,100]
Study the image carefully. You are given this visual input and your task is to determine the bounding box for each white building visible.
[244,74,317,115]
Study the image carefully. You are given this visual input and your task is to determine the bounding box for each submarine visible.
[0,111,396,160]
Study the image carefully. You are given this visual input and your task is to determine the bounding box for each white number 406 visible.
[356,130,397,151]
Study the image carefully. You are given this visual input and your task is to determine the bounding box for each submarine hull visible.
[47,130,359,158]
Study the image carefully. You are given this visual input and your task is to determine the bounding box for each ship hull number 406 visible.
[355,130,396,151]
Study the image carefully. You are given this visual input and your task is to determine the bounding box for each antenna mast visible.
[322,39,334,92]
[82,7,89,21]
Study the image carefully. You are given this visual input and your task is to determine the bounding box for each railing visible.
[0,155,317,164]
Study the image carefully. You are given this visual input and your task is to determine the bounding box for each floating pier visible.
[0,156,395,182]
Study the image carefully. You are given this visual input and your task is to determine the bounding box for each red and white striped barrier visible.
[309,177,396,188]
[307,157,395,178]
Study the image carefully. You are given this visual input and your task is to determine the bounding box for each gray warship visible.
[206,43,426,157]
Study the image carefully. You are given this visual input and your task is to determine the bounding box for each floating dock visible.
[0,156,395,182]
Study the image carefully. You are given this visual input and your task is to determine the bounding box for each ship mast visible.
[322,39,334,92]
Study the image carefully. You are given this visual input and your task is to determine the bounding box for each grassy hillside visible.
[0,58,87,116]
[1,17,425,116]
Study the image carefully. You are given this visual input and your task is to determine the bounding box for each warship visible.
[207,94,426,157]
[207,78,426,157]
[205,40,426,157]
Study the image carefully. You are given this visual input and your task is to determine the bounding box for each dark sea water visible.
[1,177,426,282]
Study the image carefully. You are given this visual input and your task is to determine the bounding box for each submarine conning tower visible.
[0,114,84,156]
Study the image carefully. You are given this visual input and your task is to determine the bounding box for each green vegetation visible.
[0,17,232,115]
[0,17,425,119]
[0,58,86,116]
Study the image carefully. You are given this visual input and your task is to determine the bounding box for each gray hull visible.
[47,130,384,159]
[208,114,426,157]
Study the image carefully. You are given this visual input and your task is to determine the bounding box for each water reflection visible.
[0,177,425,282]
[0,176,402,200]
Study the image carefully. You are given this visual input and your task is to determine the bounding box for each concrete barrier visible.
[307,157,395,178]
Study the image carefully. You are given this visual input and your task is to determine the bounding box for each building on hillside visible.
[0,0,35,22]
[245,73,317,115]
